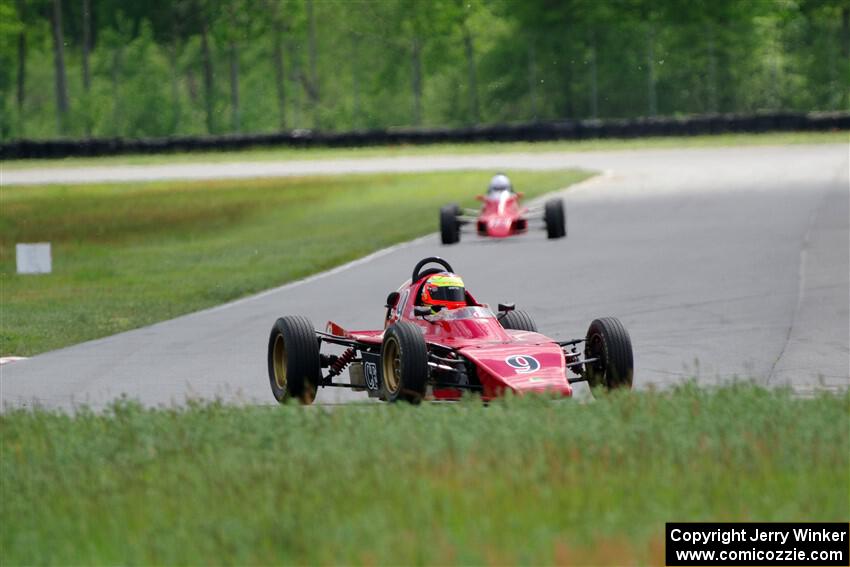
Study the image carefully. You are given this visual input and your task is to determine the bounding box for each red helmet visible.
[421,273,466,310]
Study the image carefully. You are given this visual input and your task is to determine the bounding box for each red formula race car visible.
[266,257,633,404]
[439,174,566,245]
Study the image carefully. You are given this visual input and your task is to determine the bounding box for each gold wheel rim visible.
[273,334,287,390]
[383,336,401,394]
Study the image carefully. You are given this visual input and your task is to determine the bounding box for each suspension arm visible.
[428,353,465,366]
[566,357,597,369]
[428,361,460,373]
[315,333,365,349]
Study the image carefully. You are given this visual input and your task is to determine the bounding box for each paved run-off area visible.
[1,144,847,409]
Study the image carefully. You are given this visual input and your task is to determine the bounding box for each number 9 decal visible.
[505,354,540,374]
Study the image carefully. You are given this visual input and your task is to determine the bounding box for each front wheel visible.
[500,309,538,332]
[440,204,461,245]
[544,199,566,239]
[267,315,321,404]
[382,321,428,403]
[584,317,633,392]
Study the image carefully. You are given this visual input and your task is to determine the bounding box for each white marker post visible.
[16,243,52,274]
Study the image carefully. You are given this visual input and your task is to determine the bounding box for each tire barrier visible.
[2,111,847,160]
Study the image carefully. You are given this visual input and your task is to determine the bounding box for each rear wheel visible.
[382,321,428,403]
[500,309,538,332]
[440,204,461,245]
[544,199,566,239]
[267,316,321,404]
[584,317,633,392]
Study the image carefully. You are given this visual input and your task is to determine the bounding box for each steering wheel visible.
[411,257,454,282]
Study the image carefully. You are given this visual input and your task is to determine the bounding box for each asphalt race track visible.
[2,144,848,410]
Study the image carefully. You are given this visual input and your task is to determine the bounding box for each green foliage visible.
[0,169,589,356]
[0,1,23,89]
[1,0,847,140]
[0,0,23,138]
[1,383,847,564]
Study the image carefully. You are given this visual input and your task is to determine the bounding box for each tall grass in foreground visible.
[2,383,847,565]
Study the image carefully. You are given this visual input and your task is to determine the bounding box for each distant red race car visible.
[439,174,566,245]
[267,257,633,404]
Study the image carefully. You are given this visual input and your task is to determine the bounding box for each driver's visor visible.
[428,285,465,303]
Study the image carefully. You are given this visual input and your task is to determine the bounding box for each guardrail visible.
[2,111,847,160]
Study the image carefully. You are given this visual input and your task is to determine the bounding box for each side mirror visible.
[516,191,525,199]
[414,306,431,317]
[475,194,485,201]
[386,291,400,308]
[498,303,516,312]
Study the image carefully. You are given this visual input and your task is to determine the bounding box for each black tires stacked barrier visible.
[3,112,847,160]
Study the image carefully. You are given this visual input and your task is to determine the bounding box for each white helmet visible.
[488,173,513,193]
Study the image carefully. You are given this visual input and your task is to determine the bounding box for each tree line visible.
[0,0,847,141]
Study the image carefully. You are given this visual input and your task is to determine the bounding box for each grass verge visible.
[1,383,847,565]
[0,169,590,356]
[2,131,846,170]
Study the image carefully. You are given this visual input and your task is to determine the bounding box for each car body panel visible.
[326,273,573,400]
[459,337,571,398]
[477,191,529,238]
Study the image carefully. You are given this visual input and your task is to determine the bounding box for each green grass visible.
[0,169,590,356]
[2,131,846,170]
[1,383,847,565]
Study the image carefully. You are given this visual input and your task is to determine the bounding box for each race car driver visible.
[487,173,514,196]
[420,273,467,313]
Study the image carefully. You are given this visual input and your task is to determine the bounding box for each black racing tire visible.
[544,199,566,239]
[584,317,633,392]
[500,309,538,332]
[267,315,321,404]
[381,321,428,404]
[440,204,461,245]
